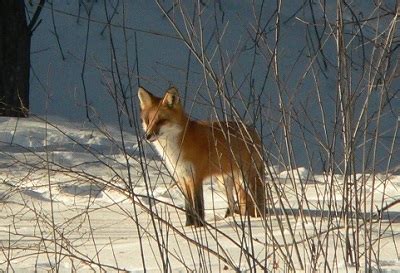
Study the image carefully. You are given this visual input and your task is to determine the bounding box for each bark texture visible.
[0,0,30,117]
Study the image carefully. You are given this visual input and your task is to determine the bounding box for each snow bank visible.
[0,117,399,272]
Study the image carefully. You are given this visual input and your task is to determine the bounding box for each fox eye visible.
[141,117,149,124]
[156,119,166,126]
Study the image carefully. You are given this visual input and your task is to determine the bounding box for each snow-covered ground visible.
[0,117,399,272]
[2,1,399,271]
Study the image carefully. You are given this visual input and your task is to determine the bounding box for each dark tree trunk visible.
[0,0,30,117]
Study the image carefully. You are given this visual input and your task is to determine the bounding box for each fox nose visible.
[145,132,158,142]
[145,132,152,140]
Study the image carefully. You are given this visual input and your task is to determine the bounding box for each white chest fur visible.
[152,125,195,182]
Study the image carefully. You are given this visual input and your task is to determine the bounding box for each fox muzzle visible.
[145,132,159,142]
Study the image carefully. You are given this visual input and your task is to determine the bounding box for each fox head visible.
[138,86,185,142]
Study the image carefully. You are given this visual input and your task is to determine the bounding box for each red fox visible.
[138,86,266,227]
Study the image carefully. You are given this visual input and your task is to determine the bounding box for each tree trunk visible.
[0,0,30,117]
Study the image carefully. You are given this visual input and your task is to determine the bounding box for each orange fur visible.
[138,86,265,227]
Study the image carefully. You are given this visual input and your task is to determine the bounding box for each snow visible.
[2,0,398,271]
[278,167,310,181]
[0,117,399,272]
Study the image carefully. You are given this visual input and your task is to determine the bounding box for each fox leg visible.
[253,172,266,217]
[244,169,266,217]
[236,169,265,217]
[236,183,249,216]
[183,179,204,227]
[223,174,239,218]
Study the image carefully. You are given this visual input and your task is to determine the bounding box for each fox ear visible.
[162,87,180,109]
[138,87,153,109]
